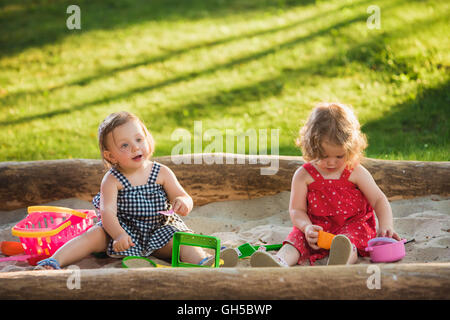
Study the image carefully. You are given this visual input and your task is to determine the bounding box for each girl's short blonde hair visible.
[297,102,367,167]
[97,111,155,168]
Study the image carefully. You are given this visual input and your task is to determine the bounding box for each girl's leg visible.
[250,243,300,267]
[50,225,110,268]
[328,222,370,265]
[151,239,173,261]
[276,243,301,266]
[152,239,208,264]
[349,247,358,264]
[327,234,358,265]
[180,245,208,264]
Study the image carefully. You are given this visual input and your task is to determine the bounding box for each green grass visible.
[0,0,449,162]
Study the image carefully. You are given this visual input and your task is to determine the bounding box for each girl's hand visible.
[378,224,401,241]
[113,233,135,252]
[172,197,189,216]
[304,224,323,250]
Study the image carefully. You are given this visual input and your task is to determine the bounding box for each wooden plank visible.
[0,154,449,211]
[0,263,448,299]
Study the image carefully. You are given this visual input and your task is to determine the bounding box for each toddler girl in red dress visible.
[251,102,400,267]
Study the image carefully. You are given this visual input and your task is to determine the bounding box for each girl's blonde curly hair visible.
[297,102,367,168]
[97,111,155,169]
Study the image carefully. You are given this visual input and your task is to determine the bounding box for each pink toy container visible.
[11,206,96,265]
[365,237,407,263]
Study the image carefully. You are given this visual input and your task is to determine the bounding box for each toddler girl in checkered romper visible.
[36,111,211,269]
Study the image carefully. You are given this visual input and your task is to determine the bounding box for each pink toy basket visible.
[11,206,96,265]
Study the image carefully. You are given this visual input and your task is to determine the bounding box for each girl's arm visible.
[99,173,132,243]
[158,164,193,216]
[289,167,322,249]
[352,165,400,240]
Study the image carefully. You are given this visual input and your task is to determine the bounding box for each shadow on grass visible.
[144,78,285,130]
[362,79,450,159]
[0,5,380,127]
[305,13,448,83]
[192,79,449,159]
[2,0,375,102]
[0,0,317,59]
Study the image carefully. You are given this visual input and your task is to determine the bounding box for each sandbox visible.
[0,154,449,299]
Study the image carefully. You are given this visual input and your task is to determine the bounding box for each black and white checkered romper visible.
[92,162,191,257]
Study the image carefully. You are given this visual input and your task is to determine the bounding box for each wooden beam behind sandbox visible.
[0,263,448,299]
[0,154,448,211]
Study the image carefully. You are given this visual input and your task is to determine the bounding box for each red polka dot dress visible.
[284,163,377,265]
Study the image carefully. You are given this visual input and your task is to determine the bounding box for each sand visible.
[1,192,449,272]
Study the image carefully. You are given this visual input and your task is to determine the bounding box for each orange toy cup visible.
[0,241,25,256]
[317,230,336,250]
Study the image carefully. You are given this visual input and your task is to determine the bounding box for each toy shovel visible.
[157,209,174,216]
[157,202,175,216]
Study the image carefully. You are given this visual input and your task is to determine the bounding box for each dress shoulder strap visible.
[302,163,324,181]
[110,168,132,188]
[147,162,161,184]
[339,166,353,180]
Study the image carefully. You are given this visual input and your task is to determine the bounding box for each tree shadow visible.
[269,12,449,158]
[0,0,317,59]
[141,0,432,131]
[286,8,449,85]
[362,79,449,159]
[144,78,285,131]
[1,3,380,127]
[2,0,375,103]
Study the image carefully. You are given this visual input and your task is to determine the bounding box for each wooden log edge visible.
[0,262,449,300]
[0,154,449,211]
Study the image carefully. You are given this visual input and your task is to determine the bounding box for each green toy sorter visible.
[171,232,221,268]
[236,243,283,258]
